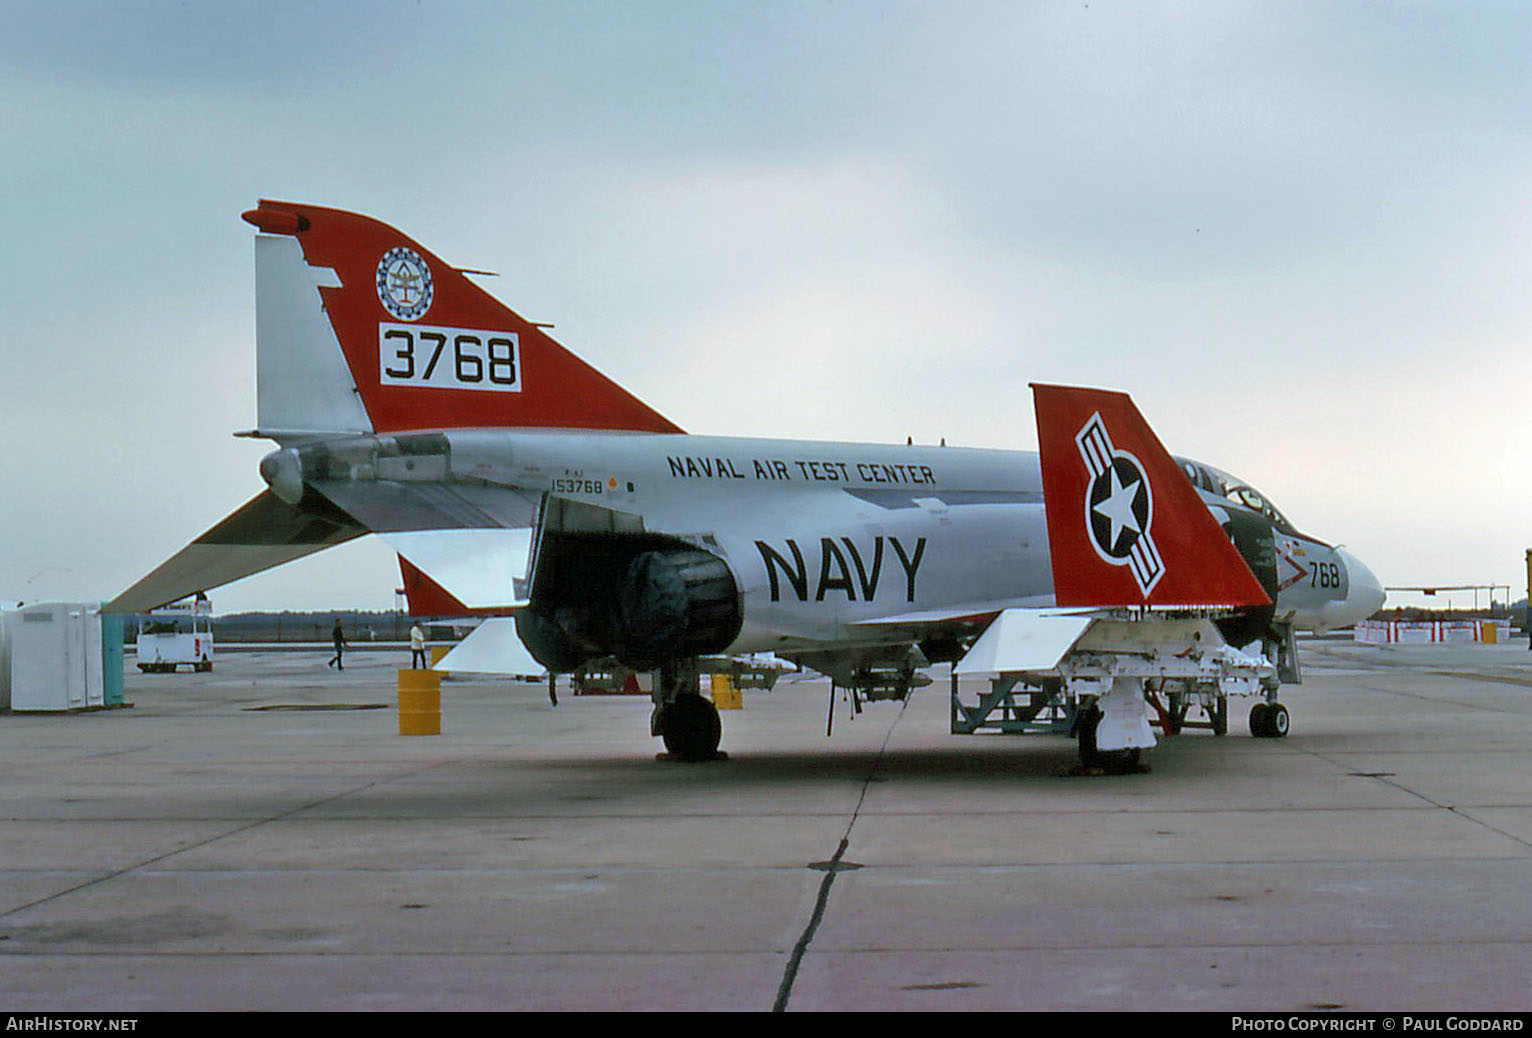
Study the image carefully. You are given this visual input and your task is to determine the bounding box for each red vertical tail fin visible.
[1032,384,1269,609]
[243,201,682,438]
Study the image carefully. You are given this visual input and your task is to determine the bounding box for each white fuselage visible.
[389,428,1377,654]
[443,429,1052,655]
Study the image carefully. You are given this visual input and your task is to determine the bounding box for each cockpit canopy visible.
[1175,456,1302,537]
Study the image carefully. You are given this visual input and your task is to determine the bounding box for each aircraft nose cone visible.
[1335,548,1386,627]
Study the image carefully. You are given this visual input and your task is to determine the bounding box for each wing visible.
[105,491,365,614]
[106,480,540,615]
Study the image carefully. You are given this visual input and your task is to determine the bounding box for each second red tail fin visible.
[1032,383,1269,610]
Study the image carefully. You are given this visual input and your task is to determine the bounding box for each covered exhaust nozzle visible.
[259,447,305,505]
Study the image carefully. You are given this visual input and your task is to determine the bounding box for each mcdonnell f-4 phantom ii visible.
[107,201,1386,769]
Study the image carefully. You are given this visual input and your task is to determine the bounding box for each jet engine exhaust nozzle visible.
[260,448,305,506]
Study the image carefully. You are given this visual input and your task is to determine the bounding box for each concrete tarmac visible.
[2,638,1532,1012]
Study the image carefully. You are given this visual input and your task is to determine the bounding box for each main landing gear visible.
[1073,686,1291,772]
[651,659,724,762]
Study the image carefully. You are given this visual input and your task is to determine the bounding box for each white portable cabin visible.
[0,602,106,712]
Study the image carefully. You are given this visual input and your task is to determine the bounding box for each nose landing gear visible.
[1249,700,1290,738]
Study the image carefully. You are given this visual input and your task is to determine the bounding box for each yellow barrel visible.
[1483,622,1499,645]
[398,668,442,735]
[711,673,743,710]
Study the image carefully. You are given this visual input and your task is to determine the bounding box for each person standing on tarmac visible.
[327,619,346,669]
[410,623,428,669]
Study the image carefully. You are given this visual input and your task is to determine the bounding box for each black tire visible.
[1267,702,1290,738]
[660,694,722,761]
[1249,702,1272,737]
[1075,703,1140,773]
[1075,702,1102,767]
[1211,696,1228,737]
[1168,693,1188,735]
[1101,747,1141,773]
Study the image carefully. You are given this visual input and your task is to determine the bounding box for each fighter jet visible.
[107,202,1385,768]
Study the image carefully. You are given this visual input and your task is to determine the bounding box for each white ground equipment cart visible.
[136,595,214,673]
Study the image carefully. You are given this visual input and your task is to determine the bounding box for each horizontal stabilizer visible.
[954,608,1095,675]
[379,528,532,610]
[435,617,545,676]
[105,491,365,613]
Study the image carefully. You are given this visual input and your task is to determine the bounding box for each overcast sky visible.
[3,1,1529,614]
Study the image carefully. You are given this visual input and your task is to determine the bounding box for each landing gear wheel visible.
[1250,701,1290,738]
[1211,696,1228,737]
[1073,704,1142,775]
[1075,702,1101,768]
[660,694,723,761]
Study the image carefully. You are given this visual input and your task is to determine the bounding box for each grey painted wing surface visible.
[103,491,365,614]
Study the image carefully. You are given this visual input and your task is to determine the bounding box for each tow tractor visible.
[136,595,215,673]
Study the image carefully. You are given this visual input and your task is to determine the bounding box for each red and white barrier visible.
[1354,619,1512,645]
